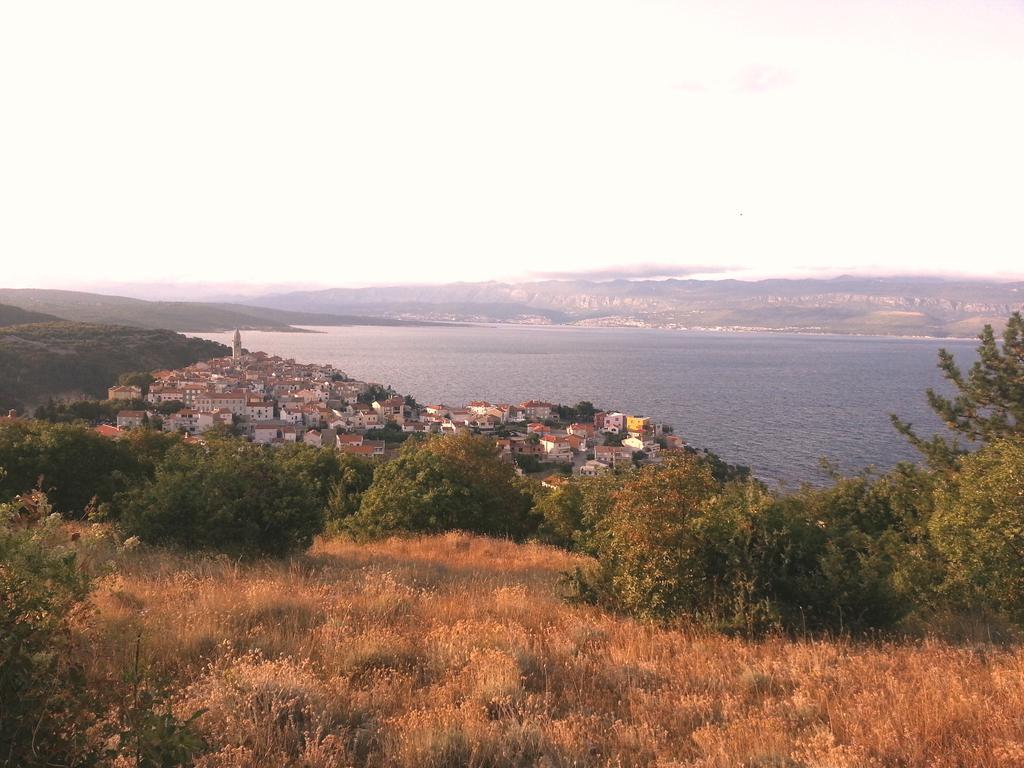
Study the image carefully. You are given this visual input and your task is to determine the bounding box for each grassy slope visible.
[77,532,1023,767]
[0,321,228,411]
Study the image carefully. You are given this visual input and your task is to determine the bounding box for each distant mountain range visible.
[246,276,1024,337]
[0,289,445,333]
[2,277,1021,337]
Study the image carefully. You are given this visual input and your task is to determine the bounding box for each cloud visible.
[526,263,740,281]
[735,65,794,94]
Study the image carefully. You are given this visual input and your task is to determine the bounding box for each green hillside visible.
[0,321,228,412]
[0,303,59,327]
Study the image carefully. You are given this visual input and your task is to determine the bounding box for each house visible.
[107,385,142,401]
[116,410,147,429]
[623,435,657,455]
[195,410,232,433]
[541,475,570,489]
[579,459,610,477]
[179,384,207,405]
[194,391,247,416]
[563,434,587,451]
[502,404,526,422]
[294,388,328,404]
[372,396,407,423]
[94,424,124,439]
[567,422,596,439]
[600,412,626,434]
[165,408,199,434]
[146,387,185,404]
[526,422,547,434]
[245,400,274,421]
[303,430,324,448]
[662,434,684,450]
[496,437,544,458]
[594,444,634,465]
[336,433,364,448]
[519,400,554,420]
[363,439,386,456]
[254,421,288,444]
[0,409,19,423]
[280,406,304,425]
[539,434,574,463]
[400,421,434,433]
[626,415,652,435]
[281,426,303,443]
[337,440,385,459]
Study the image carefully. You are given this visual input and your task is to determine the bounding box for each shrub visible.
[930,437,1024,621]
[571,457,939,633]
[0,420,149,515]
[0,494,90,766]
[116,439,323,557]
[347,432,536,540]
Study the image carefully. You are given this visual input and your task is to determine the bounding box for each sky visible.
[1,0,1023,294]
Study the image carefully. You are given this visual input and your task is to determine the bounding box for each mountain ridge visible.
[242,276,1024,337]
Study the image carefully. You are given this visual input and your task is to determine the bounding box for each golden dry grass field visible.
[76,532,1024,767]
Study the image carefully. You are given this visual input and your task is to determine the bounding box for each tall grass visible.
[76,532,1024,767]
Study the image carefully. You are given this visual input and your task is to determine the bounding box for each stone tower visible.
[232,329,242,360]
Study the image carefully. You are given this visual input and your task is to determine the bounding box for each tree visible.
[0,421,149,515]
[573,401,597,420]
[894,312,1024,467]
[929,437,1024,621]
[118,371,156,398]
[358,384,396,405]
[578,454,721,620]
[347,432,536,540]
[116,439,323,557]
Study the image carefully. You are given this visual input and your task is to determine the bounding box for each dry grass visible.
[77,532,1024,767]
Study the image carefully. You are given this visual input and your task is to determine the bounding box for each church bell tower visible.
[232,329,242,360]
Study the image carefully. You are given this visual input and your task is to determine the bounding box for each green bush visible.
[569,456,939,633]
[930,437,1024,621]
[116,439,323,557]
[0,496,90,766]
[0,420,151,515]
[347,432,536,540]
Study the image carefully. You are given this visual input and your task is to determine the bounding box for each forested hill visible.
[0,303,60,326]
[0,321,228,412]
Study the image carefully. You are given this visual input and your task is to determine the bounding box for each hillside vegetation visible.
[1,313,1022,766]
[0,322,227,411]
[0,302,59,326]
[6,528,1022,767]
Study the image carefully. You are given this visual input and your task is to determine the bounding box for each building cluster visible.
[102,333,683,474]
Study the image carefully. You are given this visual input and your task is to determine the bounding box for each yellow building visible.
[625,415,652,434]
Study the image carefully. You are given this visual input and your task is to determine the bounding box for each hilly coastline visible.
[0,289,448,333]
[247,276,1024,337]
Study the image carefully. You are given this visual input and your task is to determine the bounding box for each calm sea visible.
[193,325,978,487]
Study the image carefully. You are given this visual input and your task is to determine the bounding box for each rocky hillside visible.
[250,276,1024,336]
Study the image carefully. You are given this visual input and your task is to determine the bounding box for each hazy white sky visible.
[2,0,1022,291]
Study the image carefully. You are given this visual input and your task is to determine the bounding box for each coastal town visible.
[99,331,686,478]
